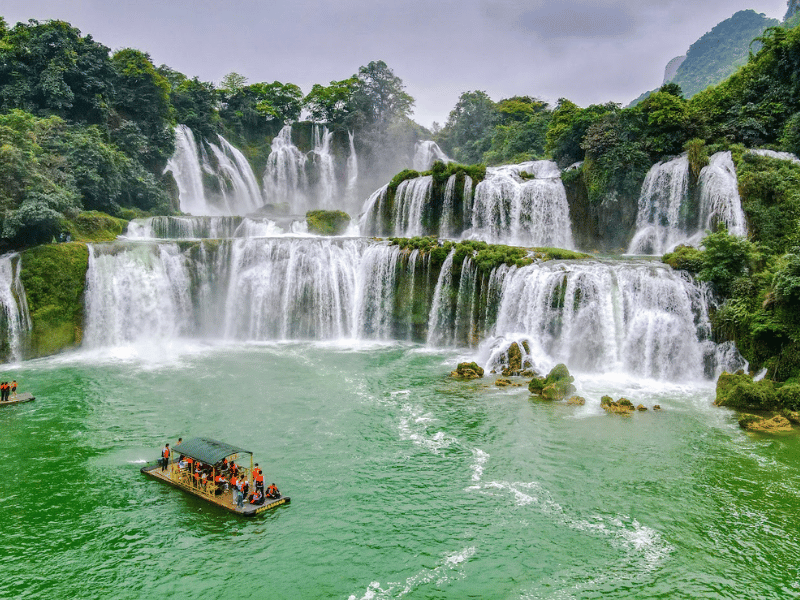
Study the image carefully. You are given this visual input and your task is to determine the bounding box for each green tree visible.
[438,90,497,164]
[0,19,115,124]
[111,48,174,170]
[303,77,359,125]
[350,60,414,127]
[545,99,617,168]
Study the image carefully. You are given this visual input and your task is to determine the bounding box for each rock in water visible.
[739,414,792,432]
[528,363,576,400]
[451,362,485,380]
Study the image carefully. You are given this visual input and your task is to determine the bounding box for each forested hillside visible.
[0,17,422,249]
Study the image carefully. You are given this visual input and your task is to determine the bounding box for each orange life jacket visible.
[162,447,170,459]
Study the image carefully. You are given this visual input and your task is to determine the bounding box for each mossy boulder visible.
[65,211,128,243]
[528,363,576,400]
[19,243,89,357]
[306,210,351,235]
[451,362,484,380]
[715,371,779,411]
[566,396,586,406]
[601,396,636,414]
[739,414,792,432]
[500,341,532,377]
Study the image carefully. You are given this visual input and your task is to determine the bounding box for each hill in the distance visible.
[630,9,780,106]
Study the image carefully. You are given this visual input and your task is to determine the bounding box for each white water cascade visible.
[393,176,433,237]
[262,125,309,213]
[79,238,743,382]
[346,131,358,205]
[164,125,208,216]
[627,152,747,255]
[311,125,337,209]
[626,156,690,255]
[469,161,574,248]
[696,151,747,240]
[413,141,450,171]
[0,254,32,362]
[164,125,265,216]
[207,137,264,214]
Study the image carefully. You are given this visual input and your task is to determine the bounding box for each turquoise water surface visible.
[1,341,799,599]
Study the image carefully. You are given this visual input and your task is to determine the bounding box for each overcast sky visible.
[1,0,790,129]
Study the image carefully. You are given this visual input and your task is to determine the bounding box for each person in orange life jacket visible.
[161,443,170,471]
[253,463,265,494]
[249,488,264,505]
[266,483,280,498]
[214,473,227,494]
[1,382,7,401]
[11,380,16,398]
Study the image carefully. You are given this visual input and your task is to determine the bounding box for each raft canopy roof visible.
[175,437,252,465]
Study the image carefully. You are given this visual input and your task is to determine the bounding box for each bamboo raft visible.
[140,437,290,516]
[0,392,34,406]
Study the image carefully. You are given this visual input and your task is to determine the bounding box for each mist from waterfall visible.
[413,141,450,171]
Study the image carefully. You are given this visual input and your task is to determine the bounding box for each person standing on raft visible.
[161,443,170,471]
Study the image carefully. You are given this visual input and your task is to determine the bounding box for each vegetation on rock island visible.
[306,210,351,236]
[19,242,88,357]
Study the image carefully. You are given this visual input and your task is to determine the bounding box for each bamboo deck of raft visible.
[0,392,34,406]
[141,462,290,516]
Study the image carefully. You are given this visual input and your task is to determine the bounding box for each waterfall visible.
[393,176,433,237]
[79,238,745,381]
[312,125,337,209]
[207,137,264,214]
[346,130,358,205]
[438,175,458,238]
[263,125,309,213]
[627,152,747,255]
[627,156,690,255]
[413,141,450,171]
[358,185,389,237]
[481,259,738,380]
[124,216,297,239]
[0,254,32,362]
[469,161,574,248]
[164,125,265,216]
[164,125,208,216]
[697,151,747,240]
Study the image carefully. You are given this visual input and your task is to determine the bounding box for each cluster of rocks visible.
[451,354,666,413]
[600,396,661,414]
[738,410,800,432]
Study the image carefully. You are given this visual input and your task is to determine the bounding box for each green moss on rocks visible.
[19,243,89,357]
[451,362,484,379]
[528,363,576,400]
[715,371,780,411]
[662,245,705,273]
[64,211,128,243]
[306,210,351,236]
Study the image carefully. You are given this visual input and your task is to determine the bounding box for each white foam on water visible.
[398,404,456,455]
[348,546,476,600]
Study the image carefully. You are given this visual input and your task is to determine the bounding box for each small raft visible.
[0,392,35,406]
[141,437,290,517]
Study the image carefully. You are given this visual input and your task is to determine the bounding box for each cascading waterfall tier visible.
[359,161,573,248]
[627,152,747,255]
[124,216,304,239]
[476,259,743,380]
[469,162,574,248]
[164,124,265,216]
[80,238,741,381]
[0,254,32,362]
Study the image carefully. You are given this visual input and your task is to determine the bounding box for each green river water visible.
[1,341,800,599]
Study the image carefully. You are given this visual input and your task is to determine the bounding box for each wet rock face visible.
[451,361,484,380]
[500,341,533,377]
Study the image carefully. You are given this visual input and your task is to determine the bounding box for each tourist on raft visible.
[161,443,170,471]
[266,483,280,499]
